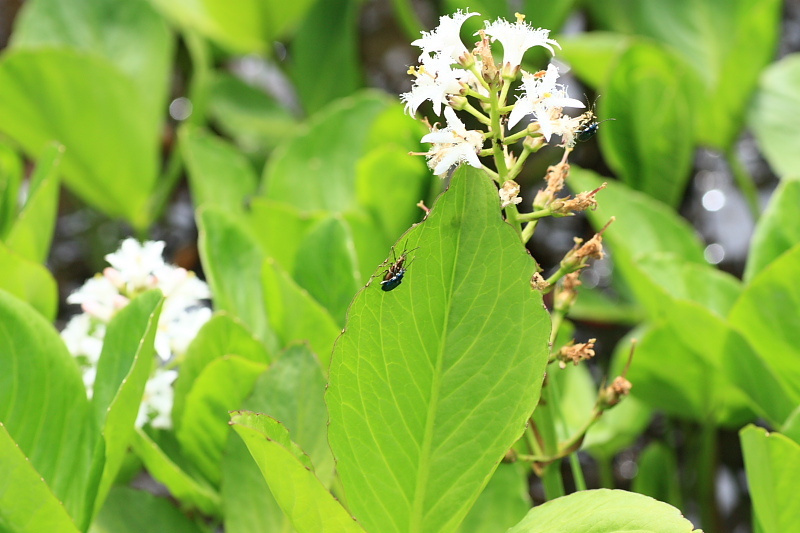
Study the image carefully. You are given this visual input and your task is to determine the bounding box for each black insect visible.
[380,246,419,292]
[576,96,615,142]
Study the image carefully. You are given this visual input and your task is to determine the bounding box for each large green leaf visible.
[0,49,160,227]
[631,443,682,510]
[293,216,361,325]
[198,206,276,350]
[90,486,206,533]
[0,241,57,320]
[130,428,220,516]
[327,167,550,533]
[729,244,800,400]
[749,54,800,179]
[223,344,332,533]
[587,0,781,149]
[231,411,366,533]
[206,73,298,157]
[0,290,99,528]
[0,423,81,533]
[741,425,800,533]
[10,0,172,124]
[290,0,363,114]
[90,290,163,517]
[744,180,800,282]
[262,91,390,211]
[177,355,268,485]
[458,463,531,533]
[5,142,62,264]
[181,127,259,213]
[0,142,23,237]
[557,32,631,90]
[172,312,270,428]
[600,41,694,207]
[261,258,341,366]
[506,489,699,532]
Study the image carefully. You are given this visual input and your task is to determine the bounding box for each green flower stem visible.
[532,389,565,500]
[725,148,761,221]
[505,145,533,182]
[465,88,490,102]
[503,128,531,145]
[389,0,425,42]
[468,64,492,94]
[487,84,509,179]
[498,77,513,108]
[598,456,614,488]
[504,204,522,234]
[520,220,537,243]
[517,208,554,222]
[462,102,492,126]
[545,264,573,288]
[481,165,499,182]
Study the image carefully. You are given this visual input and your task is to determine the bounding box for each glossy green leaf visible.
[222,435,286,533]
[231,411,366,533]
[10,0,172,124]
[173,312,270,428]
[749,54,800,179]
[293,216,360,325]
[0,49,160,227]
[588,0,781,149]
[246,198,324,274]
[261,258,341,366]
[129,428,220,516]
[327,167,550,533]
[629,300,789,427]
[458,463,531,533]
[177,355,268,485]
[745,180,800,281]
[0,241,57,320]
[356,145,429,242]
[290,0,362,114]
[557,32,631,90]
[207,73,298,156]
[90,486,206,533]
[223,344,333,533]
[507,489,698,532]
[0,142,23,237]
[782,406,800,445]
[245,344,333,484]
[0,423,81,533]
[729,243,800,400]
[182,127,259,213]
[262,91,390,211]
[5,142,62,264]
[741,425,800,533]
[601,41,694,207]
[90,290,163,516]
[198,206,275,350]
[0,290,98,528]
[632,442,683,510]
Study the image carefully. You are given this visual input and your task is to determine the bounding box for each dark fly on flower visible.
[379,245,419,292]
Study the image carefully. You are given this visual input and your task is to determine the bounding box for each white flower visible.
[105,238,166,292]
[483,15,560,72]
[155,305,212,362]
[82,366,97,399]
[508,64,585,141]
[67,275,127,322]
[500,180,523,208]
[401,55,466,116]
[411,9,479,63]
[136,368,179,430]
[420,107,484,176]
[61,314,105,365]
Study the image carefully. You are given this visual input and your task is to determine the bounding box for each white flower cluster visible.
[62,238,212,429]
[402,10,587,178]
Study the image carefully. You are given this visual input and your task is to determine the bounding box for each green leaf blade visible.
[327,168,550,533]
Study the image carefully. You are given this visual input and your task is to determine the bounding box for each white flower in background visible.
[411,9,479,63]
[62,238,212,428]
[136,368,179,429]
[402,55,466,117]
[508,64,585,140]
[420,107,484,176]
[483,14,560,73]
[104,239,166,292]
